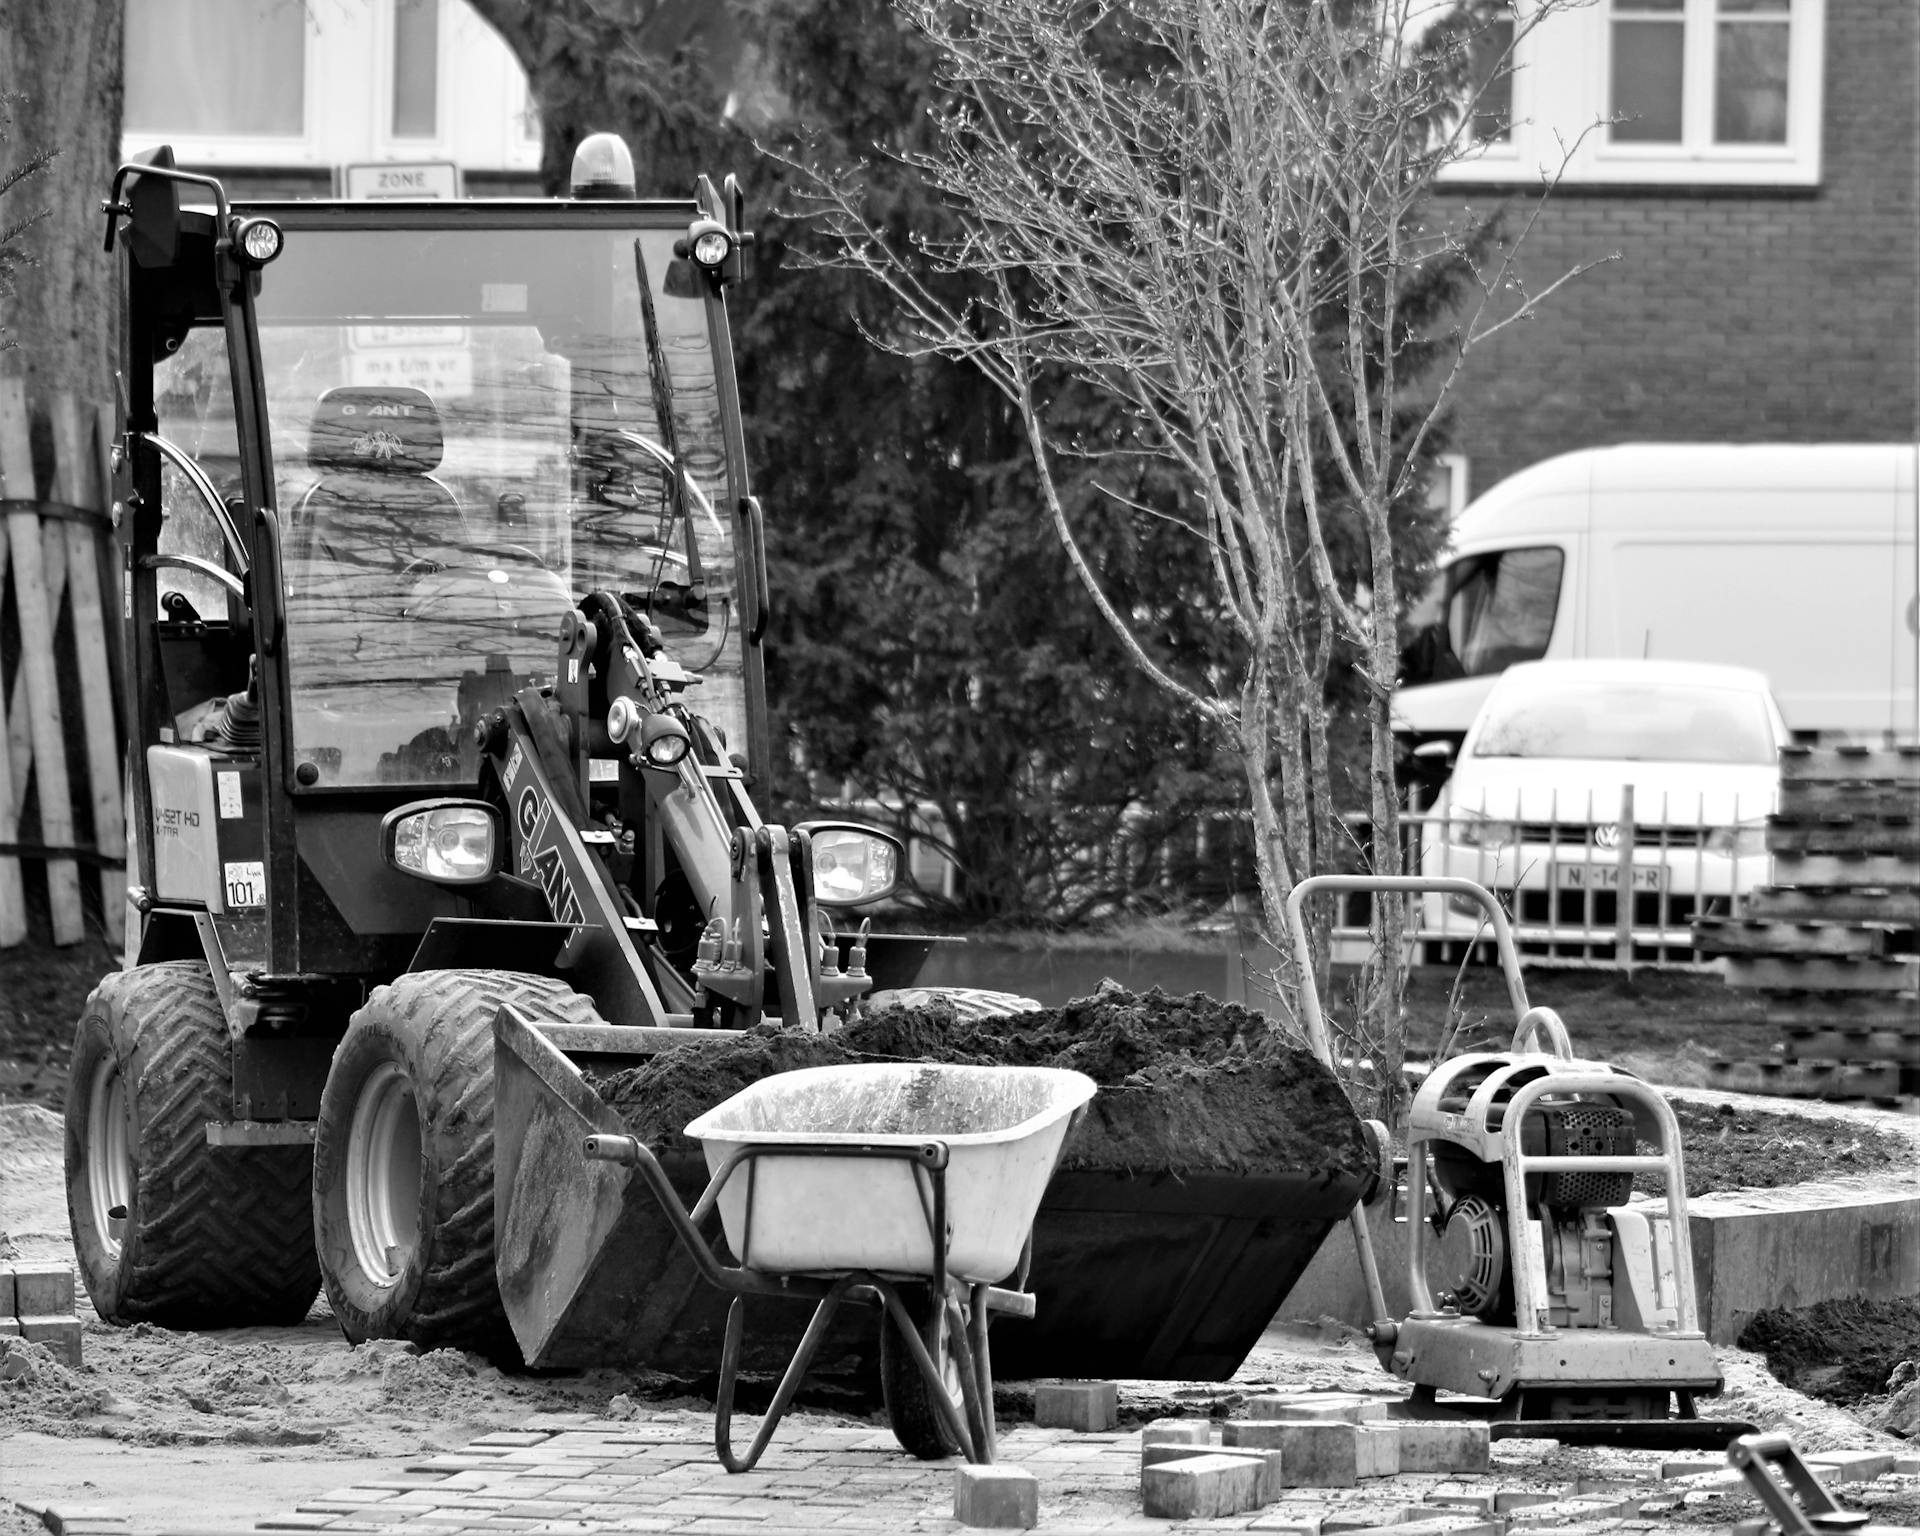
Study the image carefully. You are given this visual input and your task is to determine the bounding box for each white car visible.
[1418,659,1787,956]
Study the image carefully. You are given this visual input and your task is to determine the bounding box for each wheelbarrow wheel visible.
[879,1283,965,1459]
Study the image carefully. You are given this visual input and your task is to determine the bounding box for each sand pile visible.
[589,985,1371,1181]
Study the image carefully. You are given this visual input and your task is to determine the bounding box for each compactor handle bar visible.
[1284,875,1529,1071]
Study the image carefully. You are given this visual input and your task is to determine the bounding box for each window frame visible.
[1437,0,1824,189]
[121,0,318,161]
[120,0,542,175]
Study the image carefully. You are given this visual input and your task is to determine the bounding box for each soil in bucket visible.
[584,986,1376,1387]
[587,984,1375,1182]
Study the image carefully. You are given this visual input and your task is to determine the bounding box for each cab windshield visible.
[230,219,744,787]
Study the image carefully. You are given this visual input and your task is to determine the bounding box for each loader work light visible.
[233,216,284,266]
[639,712,693,769]
[382,800,500,885]
[799,823,903,907]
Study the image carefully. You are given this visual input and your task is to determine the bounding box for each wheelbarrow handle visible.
[580,1133,775,1297]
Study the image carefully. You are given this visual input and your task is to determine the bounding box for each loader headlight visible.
[383,800,500,885]
[799,823,903,907]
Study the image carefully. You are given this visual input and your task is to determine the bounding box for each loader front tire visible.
[312,970,602,1356]
[65,961,321,1327]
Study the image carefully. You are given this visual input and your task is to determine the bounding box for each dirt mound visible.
[1643,1099,1914,1198]
[589,986,1371,1180]
[1739,1297,1920,1411]
[0,1336,117,1418]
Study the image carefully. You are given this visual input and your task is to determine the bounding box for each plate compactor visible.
[1288,876,1751,1450]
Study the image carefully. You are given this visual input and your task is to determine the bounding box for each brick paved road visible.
[104,1410,1911,1536]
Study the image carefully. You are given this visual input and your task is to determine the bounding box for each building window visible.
[124,0,306,137]
[1609,0,1790,148]
[1715,0,1791,144]
[393,0,440,140]
[1609,1,1685,142]
[1467,16,1516,145]
[1438,0,1821,188]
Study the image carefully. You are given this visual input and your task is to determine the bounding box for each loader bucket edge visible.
[490,1004,872,1374]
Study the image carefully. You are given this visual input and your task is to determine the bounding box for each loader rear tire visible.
[312,970,603,1357]
[878,1283,966,1460]
[65,962,321,1327]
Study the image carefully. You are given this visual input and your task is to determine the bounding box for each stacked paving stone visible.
[0,1260,82,1367]
[1697,743,1919,1103]
[1135,1394,1491,1522]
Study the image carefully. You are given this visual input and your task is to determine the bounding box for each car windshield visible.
[211,219,744,788]
[1471,680,1776,763]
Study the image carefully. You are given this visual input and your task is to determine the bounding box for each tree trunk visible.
[0,0,124,408]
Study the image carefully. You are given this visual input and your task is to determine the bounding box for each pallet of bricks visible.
[1695,743,1920,1103]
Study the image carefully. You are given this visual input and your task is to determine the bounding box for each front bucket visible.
[491,1006,869,1374]
[493,1004,1367,1382]
[997,1165,1366,1381]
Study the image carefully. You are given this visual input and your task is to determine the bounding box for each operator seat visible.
[296,385,466,576]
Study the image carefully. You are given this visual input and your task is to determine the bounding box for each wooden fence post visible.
[0,377,86,945]
[54,394,125,930]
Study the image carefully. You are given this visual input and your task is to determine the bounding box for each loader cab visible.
[110,152,768,986]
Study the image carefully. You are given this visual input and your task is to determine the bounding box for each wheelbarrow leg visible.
[714,1275,860,1473]
[943,1290,993,1461]
[966,1282,996,1462]
[876,1280,983,1461]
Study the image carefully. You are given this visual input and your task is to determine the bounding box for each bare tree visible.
[781,0,1604,1117]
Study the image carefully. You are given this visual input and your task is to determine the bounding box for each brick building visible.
[1429,0,1917,501]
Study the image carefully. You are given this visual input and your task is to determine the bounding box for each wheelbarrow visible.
[579,1060,1097,1471]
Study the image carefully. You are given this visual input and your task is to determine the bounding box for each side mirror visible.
[1413,739,1456,767]
[125,146,182,269]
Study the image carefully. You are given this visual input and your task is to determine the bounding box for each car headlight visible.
[383,800,499,885]
[1453,812,1519,848]
[1705,820,1769,858]
[799,822,903,906]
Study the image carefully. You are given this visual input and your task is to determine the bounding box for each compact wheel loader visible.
[69,138,1376,1442]
[70,136,947,1345]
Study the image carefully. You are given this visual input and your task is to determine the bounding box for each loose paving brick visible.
[1141,1452,1267,1519]
[1392,1424,1489,1476]
[953,1465,1040,1528]
[1253,1422,1366,1488]
[1034,1380,1121,1432]
[1806,1449,1899,1481]
[1249,1395,1391,1424]
[1421,1484,1497,1515]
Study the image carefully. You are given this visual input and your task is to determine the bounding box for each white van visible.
[1395,443,1920,750]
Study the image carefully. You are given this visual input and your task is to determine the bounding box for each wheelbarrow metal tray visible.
[492,1006,868,1373]
[992,1163,1369,1382]
[686,1063,1097,1283]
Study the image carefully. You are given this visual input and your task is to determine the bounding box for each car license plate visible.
[1556,862,1666,892]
